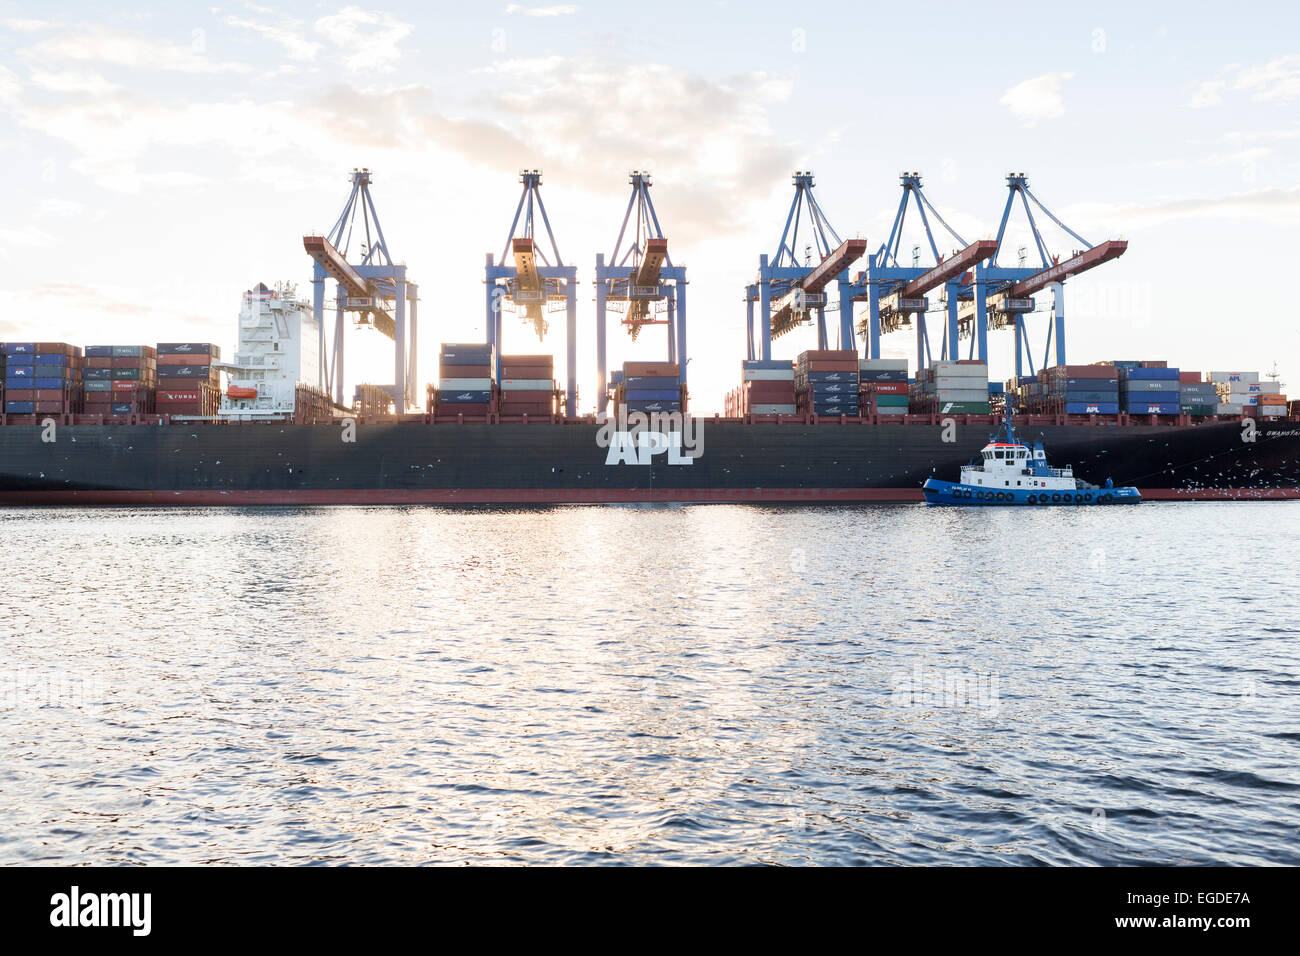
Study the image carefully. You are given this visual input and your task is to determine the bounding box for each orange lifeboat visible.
[227,386,258,400]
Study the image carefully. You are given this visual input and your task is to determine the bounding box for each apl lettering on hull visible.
[595,406,704,466]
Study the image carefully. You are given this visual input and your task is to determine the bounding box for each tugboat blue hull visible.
[922,478,1142,506]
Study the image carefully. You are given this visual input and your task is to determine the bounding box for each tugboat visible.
[922,411,1141,506]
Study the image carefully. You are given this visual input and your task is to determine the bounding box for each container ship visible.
[0,288,1296,504]
[1,170,1297,506]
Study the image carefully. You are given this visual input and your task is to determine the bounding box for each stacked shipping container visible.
[1045,364,1120,414]
[3,342,83,414]
[796,350,859,416]
[84,345,156,416]
[616,362,682,414]
[1118,363,1180,415]
[912,361,990,414]
[1177,372,1219,416]
[156,342,221,417]
[499,354,556,416]
[859,359,909,417]
[437,343,496,416]
[726,360,796,415]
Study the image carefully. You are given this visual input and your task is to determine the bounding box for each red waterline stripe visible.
[0,487,1297,506]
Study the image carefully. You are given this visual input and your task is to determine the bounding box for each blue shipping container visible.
[625,388,680,401]
[3,343,36,355]
[33,354,71,366]
[4,401,35,413]
[7,366,34,378]
[626,401,681,413]
[1064,390,1121,403]
[811,382,858,394]
[84,381,112,392]
[741,360,793,370]
[626,376,679,388]
[1123,401,1180,414]
[805,370,860,383]
[1121,367,1180,381]
[83,368,111,380]
[84,346,114,358]
[1066,377,1119,388]
[858,369,908,383]
[1065,402,1121,415]
[439,390,493,403]
[31,377,69,389]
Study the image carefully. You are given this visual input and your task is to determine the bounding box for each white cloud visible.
[998,71,1072,126]
[1188,79,1225,108]
[1066,185,1300,229]
[314,7,412,74]
[0,18,54,32]
[504,4,580,15]
[22,27,254,74]
[29,69,122,96]
[1189,55,1300,108]
[226,15,322,62]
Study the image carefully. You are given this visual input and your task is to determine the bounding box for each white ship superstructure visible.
[219,282,322,421]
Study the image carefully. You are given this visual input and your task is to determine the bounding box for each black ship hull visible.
[1,419,1298,504]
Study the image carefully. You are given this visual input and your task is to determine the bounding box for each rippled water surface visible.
[1,502,1298,865]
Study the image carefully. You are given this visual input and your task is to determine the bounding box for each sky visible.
[1,0,1298,411]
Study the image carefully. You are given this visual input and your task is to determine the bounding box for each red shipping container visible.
[501,366,553,379]
[867,382,909,395]
[1178,371,1203,384]
[86,357,112,368]
[1048,364,1117,379]
[800,360,859,373]
[500,402,554,415]
[4,389,37,400]
[34,342,75,355]
[500,354,554,366]
[1139,360,1168,368]
[158,390,204,402]
[438,364,493,378]
[435,402,492,414]
[33,400,68,412]
[499,389,553,403]
[798,350,857,361]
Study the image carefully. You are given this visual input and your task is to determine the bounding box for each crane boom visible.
[627,237,667,325]
[303,235,367,298]
[1009,239,1127,297]
[802,238,867,293]
[901,239,997,298]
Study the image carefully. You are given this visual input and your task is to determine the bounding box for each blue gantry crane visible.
[959,173,1127,376]
[745,171,867,360]
[485,170,578,417]
[593,170,687,411]
[304,168,418,409]
[849,172,997,370]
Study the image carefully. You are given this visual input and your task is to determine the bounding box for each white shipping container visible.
[749,403,798,414]
[1217,403,1243,414]
[930,361,987,377]
[1208,371,1259,384]
[859,358,909,371]
[931,375,990,390]
[1228,393,1258,405]
[873,405,907,415]
[1253,382,1281,394]
[439,377,494,390]
[500,379,554,391]
[932,389,989,402]
[742,368,797,381]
